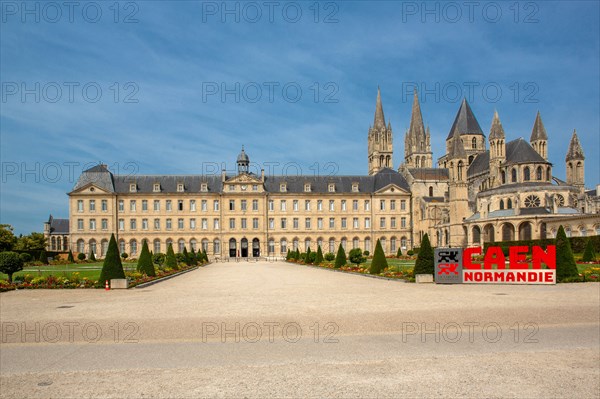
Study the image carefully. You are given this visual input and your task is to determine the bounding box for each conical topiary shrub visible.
[555,225,579,281]
[136,240,155,276]
[67,250,75,263]
[89,249,96,262]
[99,234,126,283]
[396,247,402,257]
[413,233,434,275]
[305,247,312,264]
[182,247,191,266]
[315,245,323,265]
[334,244,346,268]
[370,239,388,274]
[39,249,49,265]
[165,243,178,270]
[582,238,596,262]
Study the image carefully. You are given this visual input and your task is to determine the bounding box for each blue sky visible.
[1,1,599,235]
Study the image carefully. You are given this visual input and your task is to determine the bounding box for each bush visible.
[165,243,178,270]
[407,250,414,256]
[19,253,32,263]
[334,244,346,268]
[307,251,317,263]
[121,252,129,260]
[349,248,366,266]
[315,246,323,265]
[413,234,434,275]
[67,250,75,263]
[99,234,126,283]
[136,240,155,277]
[176,253,186,263]
[582,239,596,262]
[363,250,370,256]
[153,253,166,267]
[370,240,387,274]
[555,225,579,281]
[324,252,335,261]
[0,252,24,282]
[77,253,86,261]
[38,249,49,264]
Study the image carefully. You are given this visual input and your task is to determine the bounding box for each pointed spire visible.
[373,86,386,129]
[447,98,484,139]
[566,130,585,161]
[408,89,427,145]
[449,135,467,159]
[489,110,505,140]
[530,111,548,141]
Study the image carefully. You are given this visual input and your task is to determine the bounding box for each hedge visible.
[483,235,600,256]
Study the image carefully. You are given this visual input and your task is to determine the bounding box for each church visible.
[45,89,600,258]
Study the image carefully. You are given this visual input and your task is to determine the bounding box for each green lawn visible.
[364,258,416,272]
[0,262,139,281]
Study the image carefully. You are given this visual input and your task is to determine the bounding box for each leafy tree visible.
[334,244,346,268]
[555,225,579,281]
[67,250,75,263]
[38,249,49,264]
[370,239,388,274]
[0,225,17,251]
[99,234,126,283]
[15,232,46,251]
[89,250,96,262]
[349,248,366,266]
[315,245,324,265]
[77,253,86,261]
[413,234,434,275]
[0,252,24,283]
[396,247,403,257]
[582,238,596,262]
[165,243,178,270]
[19,253,32,263]
[305,247,312,264]
[182,247,191,266]
[136,240,155,276]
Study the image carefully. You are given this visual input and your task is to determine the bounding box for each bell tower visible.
[368,87,393,175]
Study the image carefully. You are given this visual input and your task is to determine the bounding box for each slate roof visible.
[467,138,549,177]
[48,215,69,234]
[447,98,485,139]
[72,166,410,194]
[408,168,449,181]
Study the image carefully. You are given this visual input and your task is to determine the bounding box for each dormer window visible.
[200,183,208,192]
[280,183,287,192]
[153,183,161,192]
[352,183,359,192]
[177,183,184,192]
[304,183,311,192]
[328,183,335,193]
[129,183,137,193]
[229,185,235,191]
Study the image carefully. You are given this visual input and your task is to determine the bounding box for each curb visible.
[133,264,209,289]
[290,262,410,283]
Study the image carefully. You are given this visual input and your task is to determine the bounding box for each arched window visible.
[178,239,185,253]
[153,239,161,254]
[89,239,97,256]
[329,238,335,253]
[380,237,386,253]
[472,226,481,245]
[390,237,397,253]
[280,239,287,254]
[536,166,543,180]
[51,237,56,251]
[268,239,275,254]
[202,239,209,252]
[500,200,504,210]
[101,239,108,256]
[472,137,477,149]
[511,168,517,183]
[507,199,512,209]
[501,170,506,184]
[190,239,197,251]
[305,238,311,251]
[457,161,464,181]
[547,166,551,181]
[429,186,434,197]
[213,239,221,254]
[364,237,371,253]
[293,238,299,251]
[129,239,137,256]
[353,237,359,249]
[502,224,515,241]
[77,239,85,253]
[519,222,532,241]
[400,237,407,249]
[468,155,474,165]
[119,240,126,254]
[524,167,530,181]
[341,237,347,250]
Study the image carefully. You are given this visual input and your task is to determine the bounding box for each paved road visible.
[1,261,599,398]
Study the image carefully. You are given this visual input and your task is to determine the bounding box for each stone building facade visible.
[53,88,600,257]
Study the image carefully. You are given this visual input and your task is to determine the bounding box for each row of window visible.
[77,216,409,232]
[76,198,409,213]
[76,236,410,257]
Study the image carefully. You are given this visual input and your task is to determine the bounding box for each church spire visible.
[408,89,426,143]
[530,111,548,141]
[489,110,505,140]
[566,129,585,161]
[373,86,386,129]
[404,90,433,168]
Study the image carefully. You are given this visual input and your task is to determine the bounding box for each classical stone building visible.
[53,88,600,257]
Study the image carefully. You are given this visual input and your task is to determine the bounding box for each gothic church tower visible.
[404,90,432,168]
[368,87,393,175]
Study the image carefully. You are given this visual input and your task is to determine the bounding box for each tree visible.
[153,253,165,267]
[99,234,126,283]
[38,249,49,264]
[555,225,579,281]
[0,252,24,283]
[136,240,155,276]
[67,250,75,263]
[15,232,46,251]
[77,253,86,261]
[349,248,366,266]
[190,248,198,265]
[334,244,346,268]
[165,243,178,270]
[182,247,191,266]
[370,240,388,274]
[396,247,403,257]
[286,249,291,261]
[305,247,312,264]
[413,234,434,275]
[315,245,324,265]
[202,249,208,263]
[89,249,96,262]
[582,238,596,262]
[0,225,17,251]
